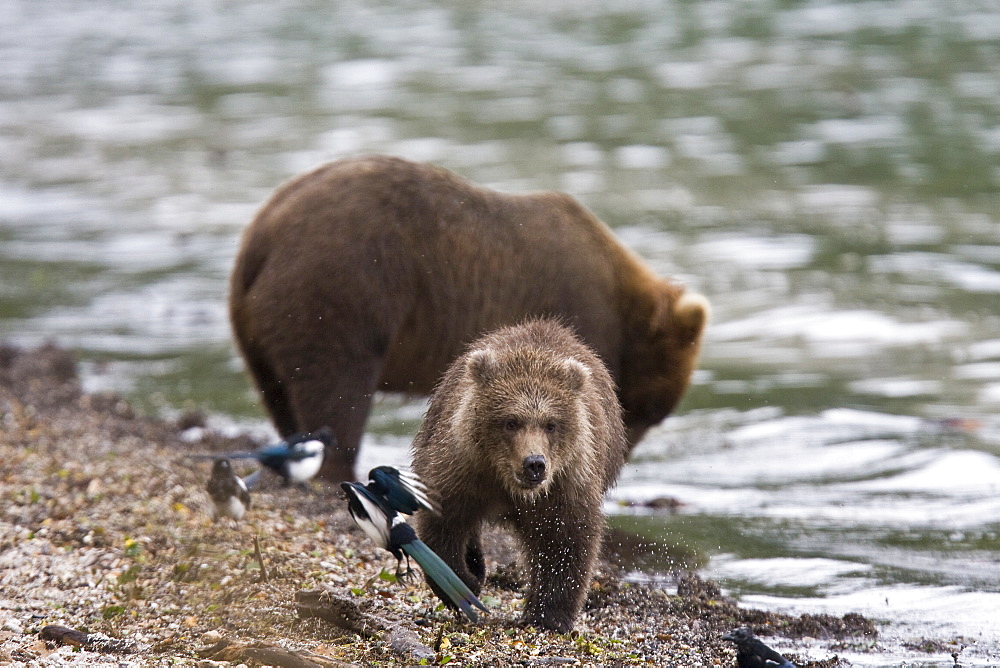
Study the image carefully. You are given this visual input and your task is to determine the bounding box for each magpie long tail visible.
[242,468,264,490]
[402,539,488,623]
[185,452,260,461]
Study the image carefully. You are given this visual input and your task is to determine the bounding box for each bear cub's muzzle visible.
[520,454,547,487]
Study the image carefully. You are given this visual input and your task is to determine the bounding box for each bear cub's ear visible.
[467,348,498,386]
[558,358,590,392]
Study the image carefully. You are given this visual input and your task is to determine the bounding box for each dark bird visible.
[366,465,438,515]
[207,458,251,522]
[723,628,796,668]
[191,427,333,486]
[341,466,487,623]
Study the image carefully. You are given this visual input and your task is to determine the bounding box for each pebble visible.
[388,627,434,662]
[201,630,223,646]
[3,617,23,634]
[181,427,207,442]
[85,477,103,498]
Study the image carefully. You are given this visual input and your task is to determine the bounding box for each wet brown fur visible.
[229,155,709,480]
[412,318,627,632]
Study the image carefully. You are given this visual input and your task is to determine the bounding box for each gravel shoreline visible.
[1,343,875,666]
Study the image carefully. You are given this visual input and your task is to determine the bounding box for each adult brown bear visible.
[229,155,708,481]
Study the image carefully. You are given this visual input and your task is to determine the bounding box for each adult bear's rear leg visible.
[283,353,385,482]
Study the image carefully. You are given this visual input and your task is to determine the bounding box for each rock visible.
[387,627,435,662]
[201,630,223,646]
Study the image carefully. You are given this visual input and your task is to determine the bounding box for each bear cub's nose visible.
[522,455,547,485]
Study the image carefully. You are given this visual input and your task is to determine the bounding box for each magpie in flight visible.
[191,427,333,486]
[341,466,487,623]
[207,458,251,523]
[723,628,796,668]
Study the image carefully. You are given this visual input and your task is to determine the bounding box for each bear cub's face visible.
[466,346,591,500]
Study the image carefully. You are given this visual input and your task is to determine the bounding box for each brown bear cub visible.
[411,318,628,633]
[230,155,708,481]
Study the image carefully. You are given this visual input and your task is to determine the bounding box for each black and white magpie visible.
[206,458,251,523]
[722,628,796,668]
[191,427,333,486]
[340,466,487,623]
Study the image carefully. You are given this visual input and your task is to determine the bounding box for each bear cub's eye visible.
[544,421,557,433]
[503,418,520,431]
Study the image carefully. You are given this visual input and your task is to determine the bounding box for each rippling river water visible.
[2,1,1000,665]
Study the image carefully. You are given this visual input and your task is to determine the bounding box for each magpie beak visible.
[206,458,251,523]
[722,628,796,668]
[340,467,486,623]
[190,427,334,486]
